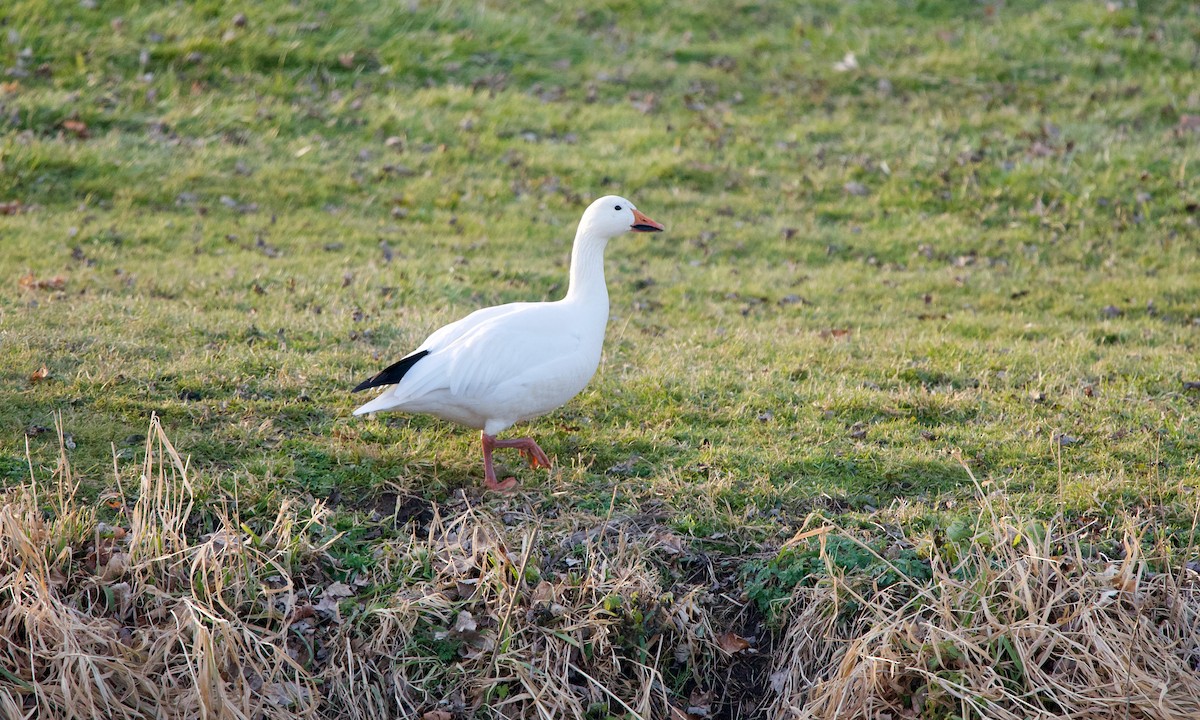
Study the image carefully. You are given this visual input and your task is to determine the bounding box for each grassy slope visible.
[1,0,1199,712]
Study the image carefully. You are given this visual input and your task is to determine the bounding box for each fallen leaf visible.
[687,687,714,717]
[322,581,354,599]
[454,578,478,599]
[655,531,686,555]
[338,52,355,68]
[102,552,129,581]
[19,273,67,291]
[62,119,90,138]
[29,366,50,384]
[0,200,22,215]
[422,712,452,720]
[716,631,751,654]
[454,610,476,634]
[530,580,554,605]
[313,594,341,618]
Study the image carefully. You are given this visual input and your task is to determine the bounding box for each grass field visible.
[2,1,1199,718]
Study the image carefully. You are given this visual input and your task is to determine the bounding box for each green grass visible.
[1,0,1199,712]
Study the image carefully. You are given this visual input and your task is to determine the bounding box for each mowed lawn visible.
[1,1,1199,718]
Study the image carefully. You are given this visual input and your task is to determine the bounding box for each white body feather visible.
[352,195,654,436]
[352,298,608,435]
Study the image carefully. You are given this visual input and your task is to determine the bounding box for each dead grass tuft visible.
[0,415,327,720]
[6,419,1197,719]
[321,506,719,719]
[1,417,723,720]
[770,462,1200,720]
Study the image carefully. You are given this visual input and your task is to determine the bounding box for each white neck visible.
[564,226,609,305]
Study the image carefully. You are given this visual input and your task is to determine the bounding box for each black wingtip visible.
[352,349,430,392]
[351,377,378,393]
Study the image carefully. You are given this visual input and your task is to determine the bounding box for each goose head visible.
[578,195,665,240]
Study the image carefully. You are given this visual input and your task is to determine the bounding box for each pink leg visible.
[480,432,552,492]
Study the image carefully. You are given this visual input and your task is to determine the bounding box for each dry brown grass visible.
[320,506,721,719]
[769,463,1200,720]
[3,420,1198,719]
[0,416,326,720]
[1,416,724,720]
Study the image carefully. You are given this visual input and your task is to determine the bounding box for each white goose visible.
[352,195,664,491]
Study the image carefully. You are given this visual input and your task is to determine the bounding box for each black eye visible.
[614,205,622,211]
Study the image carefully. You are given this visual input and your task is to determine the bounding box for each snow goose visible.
[352,195,665,491]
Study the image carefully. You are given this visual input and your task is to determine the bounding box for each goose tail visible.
[352,391,402,416]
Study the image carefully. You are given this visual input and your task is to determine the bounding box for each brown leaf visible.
[454,578,478,599]
[716,631,751,654]
[530,580,554,605]
[0,200,21,215]
[655,531,686,555]
[313,594,342,618]
[29,366,50,384]
[338,52,356,68]
[820,328,852,339]
[687,687,714,717]
[62,119,90,138]
[321,581,354,599]
[422,712,453,720]
[19,273,67,291]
